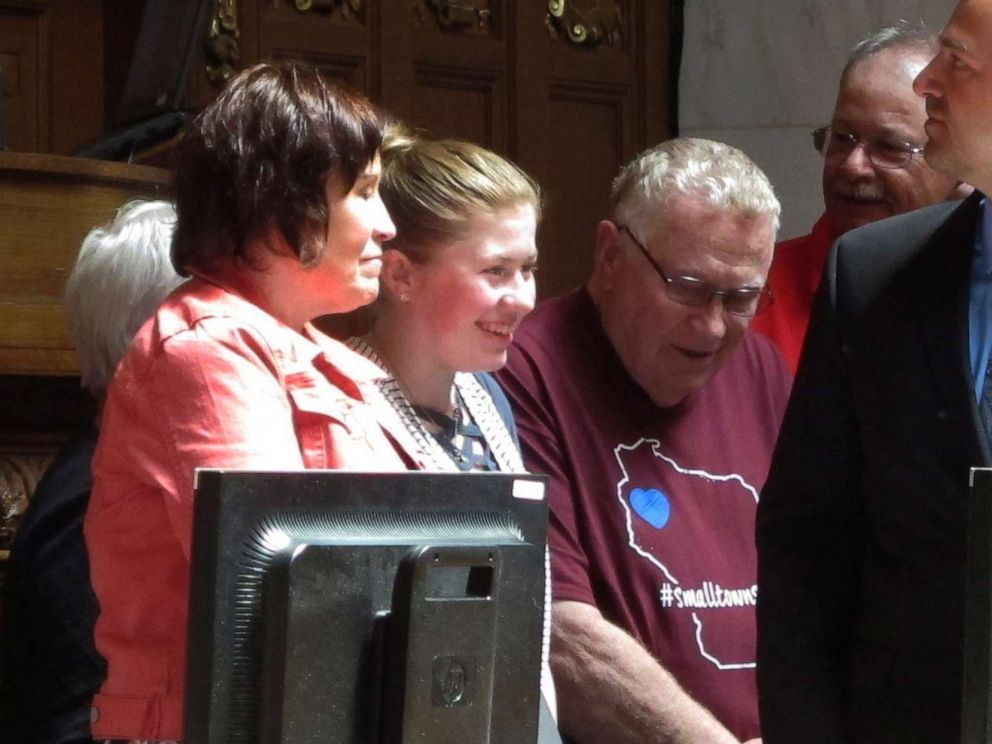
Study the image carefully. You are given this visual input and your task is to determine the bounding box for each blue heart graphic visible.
[630,488,671,529]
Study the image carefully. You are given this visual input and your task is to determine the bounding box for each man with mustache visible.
[751,23,969,373]
[757,2,992,743]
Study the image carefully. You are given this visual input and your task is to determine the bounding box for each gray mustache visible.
[836,182,886,201]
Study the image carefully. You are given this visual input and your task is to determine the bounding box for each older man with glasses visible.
[496,137,788,744]
[750,22,970,373]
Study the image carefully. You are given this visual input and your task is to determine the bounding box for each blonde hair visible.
[612,137,781,240]
[379,125,541,259]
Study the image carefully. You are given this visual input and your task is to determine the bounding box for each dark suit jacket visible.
[756,194,989,744]
[0,423,103,744]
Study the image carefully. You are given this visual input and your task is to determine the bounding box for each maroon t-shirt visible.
[497,289,790,740]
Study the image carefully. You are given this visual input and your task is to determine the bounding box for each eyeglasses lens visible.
[667,278,765,317]
[813,126,914,169]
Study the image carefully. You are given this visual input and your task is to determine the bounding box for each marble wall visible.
[679,0,958,239]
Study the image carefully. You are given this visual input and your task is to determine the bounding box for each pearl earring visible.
[399,293,411,303]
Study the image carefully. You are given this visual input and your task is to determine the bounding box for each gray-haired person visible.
[498,138,789,744]
[753,21,970,372]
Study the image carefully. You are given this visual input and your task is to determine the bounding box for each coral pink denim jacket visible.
[84,278,422,741]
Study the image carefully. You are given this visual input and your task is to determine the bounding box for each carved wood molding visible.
[416,62,500,92]
[0,451,53,555]
[546,0,622,47]
[417,0,492,32]
[549,77,627,104]
[0,0,52,15]
[292,0,363,19]
[206,0,241,86]
[0,0,50,14]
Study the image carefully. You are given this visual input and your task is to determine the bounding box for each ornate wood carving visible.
[546,0,622,47]
[206,0,241,85]
[417,0,492,32]
[292,0,363,19]
[0,451,51,554]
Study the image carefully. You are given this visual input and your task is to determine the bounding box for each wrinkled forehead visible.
[841,47,933,98]
[642,198,774,271]
[641,193,772,239]
[832,63,931,141]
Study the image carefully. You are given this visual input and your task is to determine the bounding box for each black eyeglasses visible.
[616,224,772,318]
[812,125,924,170]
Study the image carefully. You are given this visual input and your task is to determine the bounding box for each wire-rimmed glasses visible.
[616,223,772,318]
[812,125,924,170]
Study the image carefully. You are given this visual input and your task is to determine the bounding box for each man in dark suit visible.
[756,2,992,743]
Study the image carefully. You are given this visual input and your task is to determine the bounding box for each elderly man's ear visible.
[592,220,627,292]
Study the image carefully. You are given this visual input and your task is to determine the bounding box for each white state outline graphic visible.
[614,438,758,670]
[691,613,755,671]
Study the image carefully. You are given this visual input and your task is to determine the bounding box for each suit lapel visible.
[913,194,989,465]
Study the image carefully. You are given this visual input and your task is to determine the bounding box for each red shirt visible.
[751,215,839,373]
[84,278,422,741]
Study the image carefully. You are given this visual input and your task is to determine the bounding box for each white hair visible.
[611,137,781,240]
[63,200,184,397]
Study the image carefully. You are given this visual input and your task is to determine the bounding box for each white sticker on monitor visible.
[513,478,545,501]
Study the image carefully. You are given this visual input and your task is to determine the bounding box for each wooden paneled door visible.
[203,0,673,298]
[512,2,672,296]
[0,0,104,155]
[2,1,673,296]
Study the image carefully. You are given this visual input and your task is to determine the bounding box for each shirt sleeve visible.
[497,340,596,607]
[136,318,307,557]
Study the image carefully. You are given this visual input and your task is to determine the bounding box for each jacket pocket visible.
[285,377,372,469]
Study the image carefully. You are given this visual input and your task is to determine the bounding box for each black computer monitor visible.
[184,470,549,744]
[963,466,992,743]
